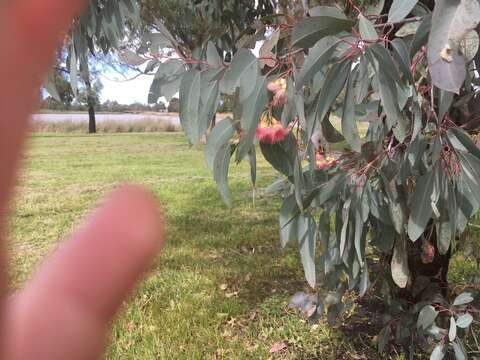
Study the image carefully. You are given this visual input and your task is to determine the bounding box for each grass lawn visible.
[7,133,477,359]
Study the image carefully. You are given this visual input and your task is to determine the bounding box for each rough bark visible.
[88,102,96,134]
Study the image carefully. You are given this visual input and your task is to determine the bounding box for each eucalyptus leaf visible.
[392,235,410,288]
[312,60,351,136]
[449,316,457,341]
[148,60,185,103]
[44,73,62,102]
[388,0,418,23]
[205,118,236,171]
[179,69,202,144]
[69,45,78,96]
[259,29,280,68]
[236,75,269,162]
[292,16,353,48]
[417,305,439,329]
[428,0,480,93]
[296,36,339,90]
[439,90,454,120]
[342,71,361,152]
[448,127,480,159]
[453,338,467,360]
[430,343,446,360]
[456,313,473,328]
[359,266,370,297]
[410,14,432,59]
[453,292,474,306]
[309,6,347,18]
[408,172,435,242]
[213,143,233,207]
[359,14,378,42]
[221,49,258,97]
[298,214,317,288]
[280,195,300,247]
[391,38,414,83]
[207,41,223,67]
[378,325,391,353]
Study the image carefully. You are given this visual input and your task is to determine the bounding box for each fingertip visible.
[106,184,166,256]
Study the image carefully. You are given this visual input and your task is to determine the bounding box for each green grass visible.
[8,132,374,359]
[7,133,477,359]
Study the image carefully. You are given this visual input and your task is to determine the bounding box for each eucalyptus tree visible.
[61,0,480,357]
[44,0,140,132]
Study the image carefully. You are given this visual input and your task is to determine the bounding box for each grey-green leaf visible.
[236,75,269,162]
[388,0,418,23]
[309,6,347,18]
[378,325,391,353]
[408,172,435,241]
[359,14,378,41]
[296,36,339,90]
[298,214,317,288]
[198,69,222,137]
[448,127,480,159]
[206,41,223,67]
[392,235,410,288]
[456,313,473,328]
[453,292,474,306]
[428,0,480,93]
[213,143,233,207]
[391,38,413,83]
[359,266,370,297]
[205,118,236,171]
[292,16,353,48]
[148,60,185,103]
[179,69,202,144]
[410,14,432,59]
[449,316,457,342]
[311,60,351,136]
[417,305,439,329]
[70,45,78,96]
[342,71,361,152]
[430,343,446,360]
[439,90,454,120]
[453,339,467,360]
[221,49,258,97]
[280,195,299,247]
[44,73,62,102]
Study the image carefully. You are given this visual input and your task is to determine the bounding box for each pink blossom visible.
[256,118,290,144]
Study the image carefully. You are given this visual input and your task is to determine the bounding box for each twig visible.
[471,325,480,352]
[374,16,424,28]
[467,223,480,229]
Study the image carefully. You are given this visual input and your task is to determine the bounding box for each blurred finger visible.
[0,0,87,222]
[3,185,164,360]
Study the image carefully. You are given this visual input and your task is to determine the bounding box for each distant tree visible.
[167,98,179,113]
[64,0,480,357]
[151,102,166,112]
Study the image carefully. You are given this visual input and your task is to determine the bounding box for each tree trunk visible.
[80,58,96,134]
[88,104,96,134]
[395,226,452,301]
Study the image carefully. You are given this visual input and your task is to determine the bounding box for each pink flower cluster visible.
[256,117,290,144]
[267,78,287,107]
[316,153,337,170]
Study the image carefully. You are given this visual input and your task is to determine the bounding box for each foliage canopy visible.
[51,0,480,357]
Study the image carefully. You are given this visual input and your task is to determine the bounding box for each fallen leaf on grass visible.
[269,341,288,353]
[220,283,228,291]
[225,291,239,298]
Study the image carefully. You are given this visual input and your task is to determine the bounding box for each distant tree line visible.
[39,95,167,113]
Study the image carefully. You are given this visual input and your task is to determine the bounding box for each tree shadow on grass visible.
[159,182,307,307]
[156,182,390,358]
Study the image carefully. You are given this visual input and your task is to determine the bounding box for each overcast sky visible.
[100,41,264,105]
[100,72,155,105]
